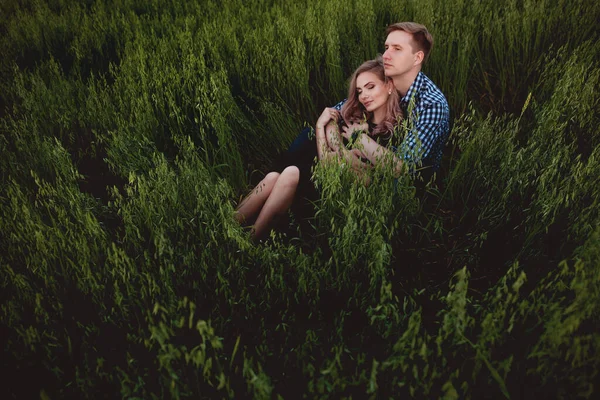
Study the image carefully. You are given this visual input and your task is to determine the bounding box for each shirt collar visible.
[400,71,424,106]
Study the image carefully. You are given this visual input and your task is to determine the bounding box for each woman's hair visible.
[341,57,402,136]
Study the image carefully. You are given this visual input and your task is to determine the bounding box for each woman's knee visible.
[280,166,300,188]
[261,171,280,191]
[281,166,300,181]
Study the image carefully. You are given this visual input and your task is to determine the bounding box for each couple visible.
[235,22,450,239]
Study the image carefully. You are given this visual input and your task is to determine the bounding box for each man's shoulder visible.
[332,99,347,111]
[417,73,449,111]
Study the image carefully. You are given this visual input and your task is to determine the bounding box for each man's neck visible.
[393,69,420,97]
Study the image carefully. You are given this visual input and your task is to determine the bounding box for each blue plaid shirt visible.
[333,72,450,172]
[400,72,450,172]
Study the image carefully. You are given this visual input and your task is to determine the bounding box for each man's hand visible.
[316,107,340,130]
[348,148,372,169]
[341,121,369,140]
[349,148,367,161]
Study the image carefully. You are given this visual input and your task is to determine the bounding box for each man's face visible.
[382,30,420,79]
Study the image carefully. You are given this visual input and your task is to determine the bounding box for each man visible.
[279,22,449,231]
[320,22,450,177]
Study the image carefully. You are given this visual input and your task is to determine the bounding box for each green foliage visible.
[1,0,600,398]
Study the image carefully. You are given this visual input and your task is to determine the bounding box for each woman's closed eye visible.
[358,86,374,95]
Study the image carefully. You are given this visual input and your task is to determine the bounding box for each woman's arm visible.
[315,123,330,160]
[324,121,343,152]
[315,108,340,160]
[342,123,404,176]
[323,126,372,173]
[314,109,375,175]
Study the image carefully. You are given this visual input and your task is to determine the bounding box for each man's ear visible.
[414,50,425,66]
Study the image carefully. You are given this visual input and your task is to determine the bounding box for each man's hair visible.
[386,22,434,62]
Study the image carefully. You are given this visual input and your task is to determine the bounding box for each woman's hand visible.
[316,107,340,130]
[341,121,369,139]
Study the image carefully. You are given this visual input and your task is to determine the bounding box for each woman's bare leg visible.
[252,166,300,239]
[235,172,280,224]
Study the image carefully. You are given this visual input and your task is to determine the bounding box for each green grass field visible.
[1,0,600,398]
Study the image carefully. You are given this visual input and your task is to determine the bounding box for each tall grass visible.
[1,0,600,398]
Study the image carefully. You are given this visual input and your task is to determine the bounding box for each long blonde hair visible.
[340,57,402,136]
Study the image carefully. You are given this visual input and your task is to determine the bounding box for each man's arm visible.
[341,123,404,177]
[401,101,450,167]
[320,122,371,171]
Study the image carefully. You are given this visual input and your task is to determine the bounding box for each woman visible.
[315,58,403,175]
[235,58,402,240]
